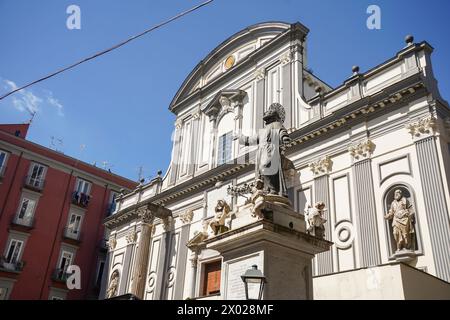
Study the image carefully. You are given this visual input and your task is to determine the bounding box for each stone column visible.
[130,208,154,299]
[280,51,292,129]
[309,156,333,275]
[173,210,193,299]
[349,139,381,267]
[406,116,450,282]
[118,230,137,295]
[188,251,199,298]
[188,109,201,177]
[169,119,183,186]
[254,67,266,131]
[156,216,175,300]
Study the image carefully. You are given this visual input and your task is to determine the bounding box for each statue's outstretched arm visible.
[234,132,258,146]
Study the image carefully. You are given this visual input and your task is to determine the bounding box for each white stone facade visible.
[102,22,450,299]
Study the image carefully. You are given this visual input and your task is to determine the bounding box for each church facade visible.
[102,22,450,300]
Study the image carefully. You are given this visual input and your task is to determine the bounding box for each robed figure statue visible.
[236,103,291,197]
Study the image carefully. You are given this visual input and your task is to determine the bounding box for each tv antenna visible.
[50,136,64,152]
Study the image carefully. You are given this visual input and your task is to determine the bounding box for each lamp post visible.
[241,265,266,300]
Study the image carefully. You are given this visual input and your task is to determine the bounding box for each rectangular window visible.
[107,191,118,215]
[0,287,8,300]
[67,213,82,236]
[0,150,8,176]
[217,131,232,165]
[75,178,91,195]
[202,260,221,296]
[95,260,105,288]
[5,239,23,264]
[58,251,73,271]
[17,197,36,224]
[27,163,47,189]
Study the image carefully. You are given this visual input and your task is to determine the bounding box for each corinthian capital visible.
[137,207,154,224]
[405,116,437,139]
[309,156,333,176]
[180,209,194,224]
[255,67,265,81]
[348,139,375,161]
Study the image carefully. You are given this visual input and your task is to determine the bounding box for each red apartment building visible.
[0,123,137,299]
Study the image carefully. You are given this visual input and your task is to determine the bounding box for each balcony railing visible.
[71,191,91,208]
[0,256,25,273]
[11,215,35,229]
[63,227,82,242]
[52,268,70,282]
[24,175,45,191]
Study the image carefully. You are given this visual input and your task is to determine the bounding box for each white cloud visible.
[3,79,64,117]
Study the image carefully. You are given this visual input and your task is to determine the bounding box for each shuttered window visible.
[202,260,221,296]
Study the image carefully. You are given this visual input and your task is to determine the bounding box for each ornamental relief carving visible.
[348,139,376,161]
[309,156,333,176]
[405,116,436,139]
[126,230,137,244]
[255,67,266,81]
[179,209,194,224]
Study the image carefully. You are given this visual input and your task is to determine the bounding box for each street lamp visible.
[241,265,266,300]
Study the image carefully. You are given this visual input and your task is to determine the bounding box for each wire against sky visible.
[0,0,214,101]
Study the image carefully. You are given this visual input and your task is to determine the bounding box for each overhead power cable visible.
[0,0,214,101]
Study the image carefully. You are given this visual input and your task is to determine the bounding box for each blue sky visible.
[1,0,449,182]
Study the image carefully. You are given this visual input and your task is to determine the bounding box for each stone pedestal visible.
[203,201,332,300]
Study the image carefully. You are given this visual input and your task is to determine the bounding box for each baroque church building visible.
[102,22,450,299]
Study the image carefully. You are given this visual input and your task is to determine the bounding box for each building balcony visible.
[23,175,45,192]
[52,268,70,283]
[0,256,25,274]
[11,215,35,231]
[63,227,82,243]
[71,191,91,208]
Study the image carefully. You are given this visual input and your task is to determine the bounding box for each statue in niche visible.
[384,189,416,252]
[304,202,327,238]
[209,200,231,236]
[235,103,292,197]
[106,270,120,299]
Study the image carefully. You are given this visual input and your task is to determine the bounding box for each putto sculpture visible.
[304,202,327,238]
[384,189,415,252]
[209,199,231,236]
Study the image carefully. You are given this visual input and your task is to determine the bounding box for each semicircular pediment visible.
[169,22,295,112]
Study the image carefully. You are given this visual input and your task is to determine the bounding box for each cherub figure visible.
[305,201,327,238]
[209,200,231,235]
[250,179,266,218]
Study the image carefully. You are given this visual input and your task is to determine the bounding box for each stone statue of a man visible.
[236,103,291,197]
[384,189,415,251]
[106,270,120,299]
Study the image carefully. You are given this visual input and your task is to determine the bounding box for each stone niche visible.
[383,184,422,262]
